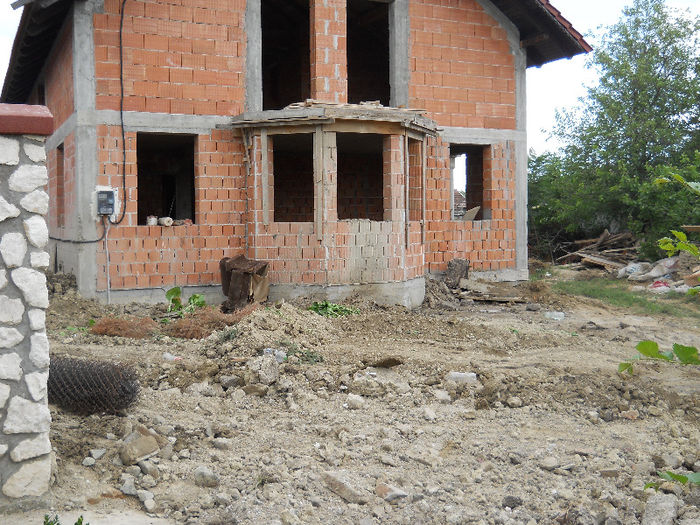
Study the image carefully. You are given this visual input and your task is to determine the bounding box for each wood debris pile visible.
[556,230,637,271]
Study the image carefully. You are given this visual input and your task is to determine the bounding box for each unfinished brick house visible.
[2,0,589,306]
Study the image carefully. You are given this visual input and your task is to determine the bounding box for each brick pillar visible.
[310,0,348,103]
[0,104,54,509]
[382,135,404,222]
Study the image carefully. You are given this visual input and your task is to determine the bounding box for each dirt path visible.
[5,276,699,525]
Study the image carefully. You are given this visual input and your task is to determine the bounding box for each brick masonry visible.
[37,0,522,298]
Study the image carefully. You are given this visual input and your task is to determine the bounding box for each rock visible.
[141,474,157,488]
[24,216,49,248]
[194,465,220,488]
[0,444,7,456]
[212,438,232,450]
[322,471,368,504]
[12,268,49,308]
[2,455,51,498]
[506,396,523,408]
[3,396,51,434]
[0,269,7,290]
[82,457,96,467]
[445,371,478,385]
[20,190,49,215]
[526,303,541,311]
[30,251,50,269]
[24,371,48,401]
[28,309,46,330]
[0,232,27,267]
[10,433,51,462]
[0,295,24,325]
[423,406,437,421]
[219,375,241,390]
[544,311,566,321]
[28,332,50,368]
[119,435,160,465]
[502,495,523,508]
[641,493,679,525]
[540,456,559,471]
[375,482,408,502]
[120,475,137,496]
[351,367,410,397]
[242,384,268,396]
[23,142,46,163]
[9,164,48,192]
[0,196,20,223]
[0,136,20,165]
[433,389,452,403]
[620,409,639,420]
[0,328,24,349]
[280,510,301,525]
[90,449,107,460]
[600,468,620,478]
[346,393,365,409]
[0,383,10,408]
[0,353,23,381]
[144,498,157,512]
[245,354,279,385]
[137,489,154,502]
[652,453,682,469]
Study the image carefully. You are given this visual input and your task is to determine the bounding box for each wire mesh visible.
[48,356,140,414]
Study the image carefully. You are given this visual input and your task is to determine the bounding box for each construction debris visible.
[556,230,637,269]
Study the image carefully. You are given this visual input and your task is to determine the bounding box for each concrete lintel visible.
[245,0,262,112]
[439,127,525,145]
[94,285,226,305]
[269,277,426,309]
[389,0,409,108]
[96,110,232,134]
[45,112,76,151]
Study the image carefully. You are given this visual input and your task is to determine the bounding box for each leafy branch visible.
[619,340,700,375]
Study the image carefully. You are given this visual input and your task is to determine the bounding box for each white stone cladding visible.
[0,133,52,504]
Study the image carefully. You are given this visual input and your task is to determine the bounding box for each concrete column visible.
[245,0,262,112]
[389,0,410,107]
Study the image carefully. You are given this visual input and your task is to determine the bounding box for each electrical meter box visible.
[97,190,115,216]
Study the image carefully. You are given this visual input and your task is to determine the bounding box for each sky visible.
[0,0,697,156]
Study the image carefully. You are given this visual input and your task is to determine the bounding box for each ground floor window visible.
[337,133,384,221]
[450,144,486,221]
[273,133,314,222]
[137,133,195,225]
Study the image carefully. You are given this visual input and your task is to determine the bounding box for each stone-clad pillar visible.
[0,104,54,509]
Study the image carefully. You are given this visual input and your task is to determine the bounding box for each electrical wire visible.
[49,215,108,244]
[111,0,129,226]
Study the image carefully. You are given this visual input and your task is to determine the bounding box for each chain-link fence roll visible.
[48,356,140,414]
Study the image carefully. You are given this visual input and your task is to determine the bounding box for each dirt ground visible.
[6,268,700,525]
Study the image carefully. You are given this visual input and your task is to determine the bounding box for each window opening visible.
[137,133,195,225]
[408,138,422,221]
[337,133,384,221]
[451,145,485,221]
[262,0,310,110]
[56,144,65,228]
[347,0,390,106]
[273,134,314,222]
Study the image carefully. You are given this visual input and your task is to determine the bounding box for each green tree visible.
[529,0,700,259]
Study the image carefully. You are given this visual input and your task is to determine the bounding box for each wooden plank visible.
[580,254,626,269]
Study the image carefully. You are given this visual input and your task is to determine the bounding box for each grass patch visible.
[553,278,700,318]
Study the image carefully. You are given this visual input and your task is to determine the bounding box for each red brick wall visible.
[424,135,516,272]
[47,134,76,235]
[409,0,516,129]
[310,0,347,103]
[95,125,247,290]
[94,0,246,115]
[39,20,74,128]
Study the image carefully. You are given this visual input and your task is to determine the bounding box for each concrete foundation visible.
[269,276,426,309]
[94,285,226,306]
